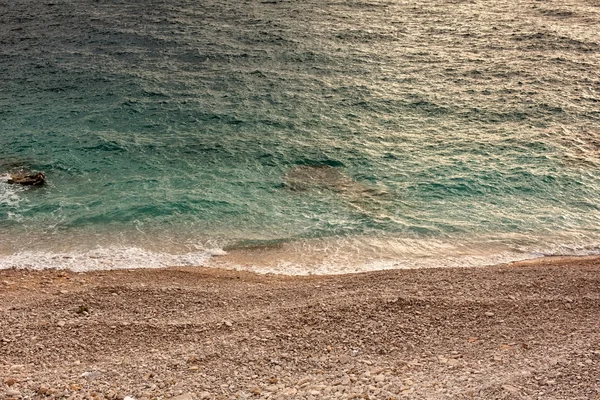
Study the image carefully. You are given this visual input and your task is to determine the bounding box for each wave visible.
[0,174,26,211]
[0,246,226,272]
[2,235,597,275]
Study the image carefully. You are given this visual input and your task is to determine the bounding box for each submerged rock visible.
[283,165,354,192]
[7,171,46,186]
[283,165,389,198]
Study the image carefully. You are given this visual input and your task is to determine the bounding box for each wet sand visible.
[1,256,599,399]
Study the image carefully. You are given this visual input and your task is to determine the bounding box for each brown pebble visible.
[4,377,18,386]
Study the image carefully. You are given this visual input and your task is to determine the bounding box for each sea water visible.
[1,0,599,273]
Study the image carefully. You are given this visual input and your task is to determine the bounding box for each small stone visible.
[297,377,311,386]
[281,388,297,396]
[172,394,193,400]
[374,375,385,383]
[199,392,211,399]
[3,378,17,386]
[223,320,233,327]
[502,385,519,394]
[447,358,459,366]
[6,389,21,398]
[484,312,495,317]
[57,320,66,327]
[250,387,261,396]
[81,371,102,380]
[37,385,50,394]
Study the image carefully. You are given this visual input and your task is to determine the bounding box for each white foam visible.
[0,246,224,272]
[0,176,25,209]
[1,234,598,275]
[214,251,538,276]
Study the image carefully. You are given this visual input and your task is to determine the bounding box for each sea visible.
[1,0,599,274]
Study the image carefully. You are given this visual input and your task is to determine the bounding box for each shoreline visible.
[4,232,599,275]
[2,256,599,399]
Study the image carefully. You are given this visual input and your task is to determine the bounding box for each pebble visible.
[199,392,211,399]
[502,385,519,393]
[3,377,17,386]
[297,377,310,387]
[6,389,21,398]
[250,387,261,396]
[374,375,385,383]
[37,385,50,395]
[171,394,193,400]
[81,371,102,380]
[281,388,297,396]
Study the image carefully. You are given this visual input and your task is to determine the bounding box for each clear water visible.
[1,0,599,273]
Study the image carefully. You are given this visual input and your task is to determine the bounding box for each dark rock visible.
[7,171,46,186]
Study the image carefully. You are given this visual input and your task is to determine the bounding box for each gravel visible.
[1,256,600,399]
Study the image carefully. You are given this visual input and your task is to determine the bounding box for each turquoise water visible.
[1,0,599,272]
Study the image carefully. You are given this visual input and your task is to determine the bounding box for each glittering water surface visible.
[1,0,599,272]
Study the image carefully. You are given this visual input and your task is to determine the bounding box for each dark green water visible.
[1,0,599,272]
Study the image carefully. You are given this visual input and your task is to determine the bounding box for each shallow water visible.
[1,0,599,273]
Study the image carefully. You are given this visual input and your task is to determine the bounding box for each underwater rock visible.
[283,165,387,196]
[7,171,46,186]
[283,164,393,216]
[283,165,353,192]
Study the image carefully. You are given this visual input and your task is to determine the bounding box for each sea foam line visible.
[0,246,226,272]
[211,252,540,276]
[1,241,598,275]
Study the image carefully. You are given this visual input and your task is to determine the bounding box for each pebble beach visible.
[1,256,599,400]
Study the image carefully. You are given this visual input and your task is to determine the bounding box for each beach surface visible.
[1,257,599,400]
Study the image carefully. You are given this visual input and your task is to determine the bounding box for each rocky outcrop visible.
[7,171,46,186]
